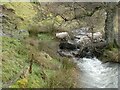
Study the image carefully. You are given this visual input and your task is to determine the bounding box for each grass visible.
[45,63,76,88]
[38,33,54,41]
[100,47,119,63]
[2,37,28,84]
[2,35,76,88]
[2,2,78,88]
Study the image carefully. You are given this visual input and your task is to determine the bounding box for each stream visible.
[73,57,119,88]
[57,28,119,88]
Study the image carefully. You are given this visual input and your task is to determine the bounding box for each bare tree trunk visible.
[104,4,116,47]
[118,5,120,47]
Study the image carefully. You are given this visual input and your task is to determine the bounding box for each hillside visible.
[1,2,119,88]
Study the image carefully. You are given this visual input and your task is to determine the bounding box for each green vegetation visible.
[2,34,77,88]
[2,2,119,89]
[38,33,54,41]
[2,37,28,83]
[4,2,37,29]
[99,40,119,63]
[2,2,37,31]
[2,2,77,88]
[101,47,119,63]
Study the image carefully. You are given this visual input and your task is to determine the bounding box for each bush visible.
[46,69,75,88]
[17,78,28,88]
[28,24,40,37]
[62,58,76,70]
[102,48,119,62]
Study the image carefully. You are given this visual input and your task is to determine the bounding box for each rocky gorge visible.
[55,27,119,88]
[57,28,106,58]
[1,2,120,88]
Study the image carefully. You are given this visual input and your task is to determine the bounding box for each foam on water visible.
[74,57,119,88]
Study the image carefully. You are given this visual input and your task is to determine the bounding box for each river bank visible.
[1,2,119,88]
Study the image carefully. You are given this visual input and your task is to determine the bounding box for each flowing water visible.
[58,28,119,88]
[73,57,119,88]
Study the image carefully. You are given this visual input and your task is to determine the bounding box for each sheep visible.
[75,35,91,47]
[55,32,70,40]
[86,32,102,41]
[95,32,102,39]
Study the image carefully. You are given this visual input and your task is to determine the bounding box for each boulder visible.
[58,28,107,58]
[59,41,77,50]
[57,49,73,57]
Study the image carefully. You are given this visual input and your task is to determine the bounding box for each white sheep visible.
[55,32,70,40]
[86,32,102,40]
[93,32,102,39]
[76,36,91,45]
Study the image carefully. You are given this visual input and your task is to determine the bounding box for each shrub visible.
[46,69,75,88]
[17,78,28,88]
[62,58,76,70]
[28,24,40,37]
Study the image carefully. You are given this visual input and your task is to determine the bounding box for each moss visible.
[3,2,37,30]
[4,2,37,20]
[105,39,119,51]
[101,47,119,63]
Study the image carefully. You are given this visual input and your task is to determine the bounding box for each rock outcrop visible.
[57,27,106,58]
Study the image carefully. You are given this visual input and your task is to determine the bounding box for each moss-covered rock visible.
[2,2,37,35]
[101,48,119,63]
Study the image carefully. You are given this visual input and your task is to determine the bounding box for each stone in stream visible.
[57,49,73,57]
[59,41,77,50]
[57,28,106,58]
[77,47,94,58]
[71,27,90,36]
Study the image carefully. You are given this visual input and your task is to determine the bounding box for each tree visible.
[104,2,117,47]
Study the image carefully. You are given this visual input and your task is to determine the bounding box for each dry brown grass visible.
[21,31,78,88]
[46,69,76,88]
[38,41,60,59]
